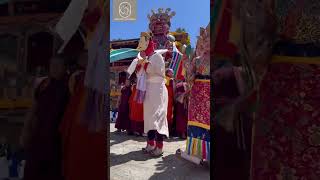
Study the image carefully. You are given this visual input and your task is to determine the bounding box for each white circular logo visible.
[119,2,131,19]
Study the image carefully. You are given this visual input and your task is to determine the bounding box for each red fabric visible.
[251,63,320,179]
[136,64,142,72]
[166,78,174,125]
[129,85,144,122]
[144,62,149,71]
[156,141,163,149]
[176,55,186,80]
[165,50,172,60]
[59,71,106,180]
[147,140,155,146]
[24,78,69,180]
[83,7,102,31]
[175,102,187,136]
[145,40,155,56]
[130,121,144,134]
[213,0,238,58]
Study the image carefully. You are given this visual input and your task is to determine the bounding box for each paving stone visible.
[110,123,210,180]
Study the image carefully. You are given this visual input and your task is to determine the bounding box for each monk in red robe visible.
[115,78,132,134]
[21,55,69,180]
[129,74,144,136]
[59,51,106,180]
[165,69,174,135]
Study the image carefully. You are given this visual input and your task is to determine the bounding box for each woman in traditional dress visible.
[129,73,144,136]
[165,68,174,136]
[115,78,132,133]
[59,51,106,180]
[184,26,210,162]
[20,56,69,180]
[237,0,320,179]
[174,81,188,139]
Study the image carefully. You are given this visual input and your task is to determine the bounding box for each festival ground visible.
[110,122,210,180]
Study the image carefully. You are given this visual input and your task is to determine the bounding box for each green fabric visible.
[197,137,202,157]
[110,48,139,63]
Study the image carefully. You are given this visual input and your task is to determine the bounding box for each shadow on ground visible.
[110,130,146,147]
[110,150,159,167]
[149,154,210,180]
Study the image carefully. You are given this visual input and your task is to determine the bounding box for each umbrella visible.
[110,48,139,63]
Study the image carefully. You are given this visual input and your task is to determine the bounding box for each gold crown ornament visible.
[147,8,176,25]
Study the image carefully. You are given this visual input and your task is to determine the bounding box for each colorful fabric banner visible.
[169,43,184,79]
[185,126,210,161]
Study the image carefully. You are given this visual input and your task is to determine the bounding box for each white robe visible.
[143,52,169,137]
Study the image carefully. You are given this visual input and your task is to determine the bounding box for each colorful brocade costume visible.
[185,25,210,161]
[246,0,320,179]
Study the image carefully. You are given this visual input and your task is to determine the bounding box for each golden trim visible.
[188,121,210,130]
[0,99,32,109]
[271,56,320,65]
[194,79,210,83]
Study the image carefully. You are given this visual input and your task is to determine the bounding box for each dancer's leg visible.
[150,132,164,156]
[143,130,156,153]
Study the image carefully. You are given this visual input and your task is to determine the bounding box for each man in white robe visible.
[128,32,169,156]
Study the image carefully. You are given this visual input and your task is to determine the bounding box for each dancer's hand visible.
[138,59,144,64]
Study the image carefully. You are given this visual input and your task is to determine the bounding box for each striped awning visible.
[110,48,139,63]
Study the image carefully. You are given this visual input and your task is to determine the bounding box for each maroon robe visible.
[24,77,69,180]
[213,66,251,180]
[115,85,132,131]
[174,85,187,137]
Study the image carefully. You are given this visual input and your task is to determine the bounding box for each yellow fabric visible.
[165,76,172,86]
[192,138,197,156]
[0,99,32,109]
[271,56,320,64]
[194,79,210,83]
[188,121,210,130]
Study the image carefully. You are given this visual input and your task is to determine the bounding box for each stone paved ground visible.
[110,123,210,180]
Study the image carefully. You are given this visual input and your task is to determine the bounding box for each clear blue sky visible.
[110,0,210,47]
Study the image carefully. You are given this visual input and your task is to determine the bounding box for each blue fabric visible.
[187,125,210,142]
[273,41,320,57]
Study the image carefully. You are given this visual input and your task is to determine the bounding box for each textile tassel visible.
[202,139,206,160]
[207,142,210,160]
[197,138,202,157]
[191,138,194,156]
[188,137,192,155]
[186,137,190,154]
[192,138,197,156]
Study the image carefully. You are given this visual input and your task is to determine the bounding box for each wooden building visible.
[0,0,70,109]
[109,38,139,110]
